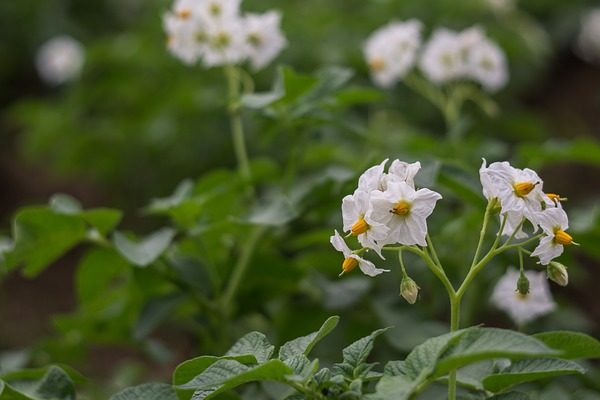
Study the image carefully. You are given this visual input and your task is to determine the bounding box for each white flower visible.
[465,37,508,92]
[342,190,389,258]
[386,160,421,189]
[491,267,556,325]
[357,159,389,192]
[531,207,575,265]
[180,0,242,22]
[369,181,442,246]
[243,11,286,70]
[577,8,600,64]
[164,12,206,65]
[330,230,389,277]
[419,28,463,84]
[480,160,544,227]
[36,36,84,85]
[364,20,422,88]
[202,17,249,67]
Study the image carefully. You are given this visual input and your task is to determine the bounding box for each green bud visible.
[400,276,420,304]
[516,272,530,296]
[547,262,568,286]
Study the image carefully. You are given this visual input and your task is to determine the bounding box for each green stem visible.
[448,296,461,400]
[224,65,252,185]
[221,226,265,316]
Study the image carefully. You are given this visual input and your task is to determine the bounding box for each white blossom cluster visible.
[577,8,600,65]
[331,159,442,276]
[480,160,576,266]
[36,36,85,86]
[364,22,508,92]
[163,0,286,70]
[491,267,556,325]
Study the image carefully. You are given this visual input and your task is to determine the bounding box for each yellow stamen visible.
[513,181,536,197]
[351,217,369,236]
[369,57,385,72]
[342,257,358,274]
[554,229,574,246]
[177,9,192,19]
[391,200,411,216]
[546,193,567,203]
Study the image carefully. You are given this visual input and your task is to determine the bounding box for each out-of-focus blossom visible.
[364,20,423,88]
[419,28,463,84]
[577,8,600,64]
[491,267,556,325]
[243,11,287,70]
[36,36,85,85]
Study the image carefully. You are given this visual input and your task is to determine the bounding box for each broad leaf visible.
[365,374,419,400]
[533,331,600,360]
[109,382,178,400]
[0,381,34,399]
[173,355,257,387]
[278,316,339,361]
[482,358,585,392]
[133,294,185,340]
[0,366,76,400]
[434,328,558,376]
[5,208,87,277]
[225,332,274,364]
[341,328,390,369]
[489,392,530,400]
[113,228,176,267]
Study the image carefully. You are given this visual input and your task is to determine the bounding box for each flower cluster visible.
[479,160,577,266]
[331,159,442,276]
[364,22,508,92]
[36,36,85,86]
[163,0,286,70]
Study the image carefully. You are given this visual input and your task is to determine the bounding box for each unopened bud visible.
[400,276,420,304]
[516,272,530,296]
[547,262,569,286]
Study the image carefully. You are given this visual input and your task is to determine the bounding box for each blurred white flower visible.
[330,230,389,277]
[369,181,442,247]
[364,20,422,88]
[36,36,84,85]
[342,190,389,258]
[531,207,575,265]
[485,0,515,13]
[419,28,463,84]
[577,8,600,64]
[243,11,286,70]
[164,0,286,69]
[491,267,556,325]
[465,37,508,92]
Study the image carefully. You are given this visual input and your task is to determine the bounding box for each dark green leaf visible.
[109,382,177,400]
[533,331,600,360]
[341,328,390,369]
[133,294,185,340]
[225,332,274,364]
[278,316,339,361]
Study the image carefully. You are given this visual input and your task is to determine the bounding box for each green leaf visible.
[383,361,406,376]
[133,294,185,340]
[245,195,298,226]
[80,209,122,236]
[75,248,130,305]
[0,381,34,400]
[341,328,390,369]
[5,208,87,277]
[489,392,530,400]
[49,194,82,215]
[225,332,274,364]
[278,316,339,361]
[109,382,178,400]
[533,331,600,359]
[403,329,471,380]
[365,374,419,400]
[113,228,176,267]
[240,70,284,109]
[0,366,76,400]
[177,359,293,399]
[173,355,257,387]
[283,355,319,380]
[434,328,558,376]
[482,358,585,392]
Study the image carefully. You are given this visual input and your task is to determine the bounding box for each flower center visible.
[554,229,573,246]
[390,200,411,216]
[214,32,231,48]
[351,217,369,236]
[369,57,385,72]
[247,32,262,47]
[176,9,192,19]
[209,3,222,16]
[342,257,358,273]
[513,181,536,197]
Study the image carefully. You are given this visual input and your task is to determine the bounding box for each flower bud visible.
[516,272,530,296]
[547,262,568,286]
[400,276,420,304]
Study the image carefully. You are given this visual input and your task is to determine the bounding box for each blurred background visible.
[1,0,600,398]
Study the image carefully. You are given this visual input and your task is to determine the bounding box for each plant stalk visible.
[225,65,252,185]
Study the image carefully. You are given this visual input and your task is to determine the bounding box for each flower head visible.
[419,28,463,84]
[369,181,442,247]
[330,231,389,277]
[491,268,556,325]
[364,20,422,88]
[36,36,85,85]
[243,11,286,70]
[342,190,389,258]
[531,207,576,265]
[465,36,508,92]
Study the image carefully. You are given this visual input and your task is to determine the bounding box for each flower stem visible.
[448,296,461,400]
[224,65,252,185]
